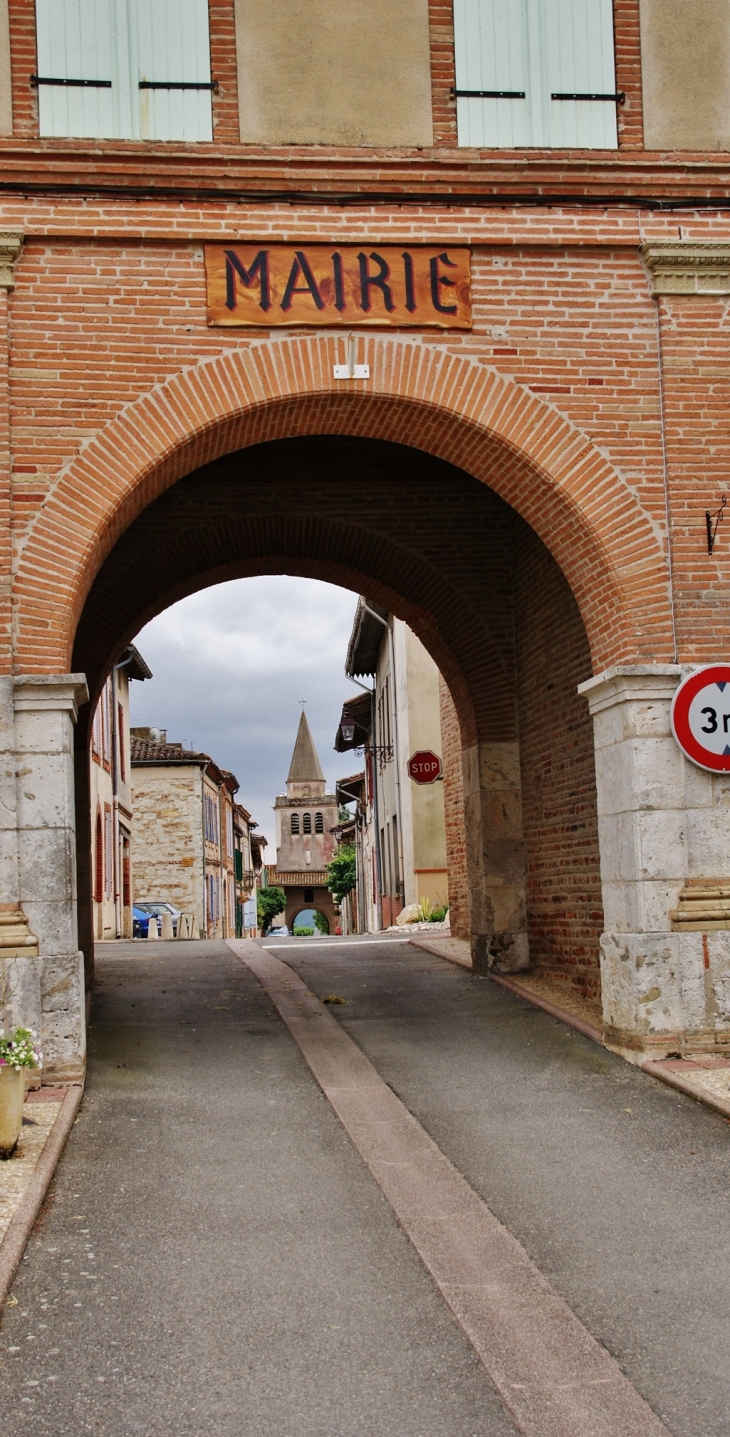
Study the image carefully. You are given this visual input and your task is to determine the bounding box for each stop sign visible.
[407,750,442,784]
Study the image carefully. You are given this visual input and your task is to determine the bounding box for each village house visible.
[89,645,152,940]
[233,801,265,938]
[336,600,448,932]
[130,730,252,940]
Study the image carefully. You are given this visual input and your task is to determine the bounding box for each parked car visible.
[132,905,151,938]
[134,901,182,936]
[266,925,289,938]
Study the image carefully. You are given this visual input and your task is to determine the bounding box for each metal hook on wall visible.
[706,494,727,555]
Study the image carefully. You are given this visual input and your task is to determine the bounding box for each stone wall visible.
[131,766,204,918]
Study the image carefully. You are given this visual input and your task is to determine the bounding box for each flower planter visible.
[0,1065,25,1157]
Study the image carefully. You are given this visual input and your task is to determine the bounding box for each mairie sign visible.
[205,244,471,330]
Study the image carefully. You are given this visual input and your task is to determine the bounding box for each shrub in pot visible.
[0,1029,41,1158]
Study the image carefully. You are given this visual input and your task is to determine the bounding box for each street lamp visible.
[340,713,356,743]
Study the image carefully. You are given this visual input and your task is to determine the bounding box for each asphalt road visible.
[274,934,730,1437]
[0,939,518,1437]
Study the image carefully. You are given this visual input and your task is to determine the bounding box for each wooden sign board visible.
[205,244,471,329]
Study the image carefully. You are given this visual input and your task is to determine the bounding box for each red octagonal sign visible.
[671,664,730,772]
[407,750,442,784]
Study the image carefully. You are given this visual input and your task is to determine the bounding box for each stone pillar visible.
[12,676,89,1081]
[463,740,528,975]
[580,665,730,1057]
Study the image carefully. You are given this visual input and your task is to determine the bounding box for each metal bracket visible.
[333,335,369,380]
[707,494,727,554]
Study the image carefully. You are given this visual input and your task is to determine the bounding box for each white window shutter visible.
[453,0,617,150]
[543,0,618,148]
[453,0,530,147]
[131,0,213,142]
[36,0,118,138]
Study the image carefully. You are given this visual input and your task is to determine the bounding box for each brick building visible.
[1,2,730,1076]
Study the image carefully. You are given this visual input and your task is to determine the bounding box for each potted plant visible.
[0,1028,41,1158]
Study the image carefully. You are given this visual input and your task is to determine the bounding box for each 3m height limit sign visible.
[205,244,472,329]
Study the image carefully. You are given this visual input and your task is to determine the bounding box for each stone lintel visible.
[0,233,23,290]
[641,242,730,296]
[13,674,89,721]
[578,664,682,716]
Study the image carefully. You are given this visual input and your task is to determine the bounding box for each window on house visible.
[291,813,300,834]
[102,681,112,769]
[315,812,324,833]
[453,0,618,149]
[35,0,214,142]
[91,700,101,761]
[302,812,312,834]
[94,811,103,904]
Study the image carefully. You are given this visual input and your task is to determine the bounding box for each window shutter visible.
[453,0,617,150]
[131,0,213,142]
[36,0,117,138]
[543,0,618,148]
[453,0,530,148]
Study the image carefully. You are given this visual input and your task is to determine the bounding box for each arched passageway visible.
[9,333,689,1080]
[71,433,604,1017]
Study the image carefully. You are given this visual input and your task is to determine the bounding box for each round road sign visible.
[407,750,442,784]
[671,665,730,772]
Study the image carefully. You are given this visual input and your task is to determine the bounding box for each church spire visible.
[286,710,325,796]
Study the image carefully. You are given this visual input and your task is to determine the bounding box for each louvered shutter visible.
[35,0,118,138]
[543,0,618,148]
[131,0,213,142]
[453,0,617,150]
[453,0,530,148]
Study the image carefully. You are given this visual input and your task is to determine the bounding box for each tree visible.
[326,845,356,905]
[313,910,329,935]
[256,886,287,934]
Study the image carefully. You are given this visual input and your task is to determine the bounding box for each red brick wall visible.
[439,675,470,939]
[513,524,604,998]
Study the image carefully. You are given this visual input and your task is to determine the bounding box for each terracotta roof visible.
[130,737,210,764]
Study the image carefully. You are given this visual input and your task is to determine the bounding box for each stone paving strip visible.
[0,1086,82,1307]
[230,938,672,1437]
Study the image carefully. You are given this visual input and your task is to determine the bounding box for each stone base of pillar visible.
[581,665,730,1058]
[600,928,730,1058]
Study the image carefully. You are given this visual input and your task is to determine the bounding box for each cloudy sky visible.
[128,576,368,846]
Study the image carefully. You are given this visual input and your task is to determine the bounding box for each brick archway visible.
[15,331,672,676]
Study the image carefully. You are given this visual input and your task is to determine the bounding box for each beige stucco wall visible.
[131,765,204,917]
[640,0,730,150]
[0,0,11,137]
[399,624,447,905]
[234,0,433,147]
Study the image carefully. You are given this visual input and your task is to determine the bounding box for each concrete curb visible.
[0,1084,83,1314]
[487,972,604,1044]
[641,1060,730,1122]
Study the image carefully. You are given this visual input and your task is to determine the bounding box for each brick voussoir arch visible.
[15,332,670,674]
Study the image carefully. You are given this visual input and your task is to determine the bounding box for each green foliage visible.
[256,886,287,935]
[313,910,330,935]
[326,844,357,904]
[293,926,314,936]
[414,897,449,924]
[338,803,352,823]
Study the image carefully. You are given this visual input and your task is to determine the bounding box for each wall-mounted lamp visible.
[340,714,356,743]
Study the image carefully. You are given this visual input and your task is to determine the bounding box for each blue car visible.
[132,906,151,938]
